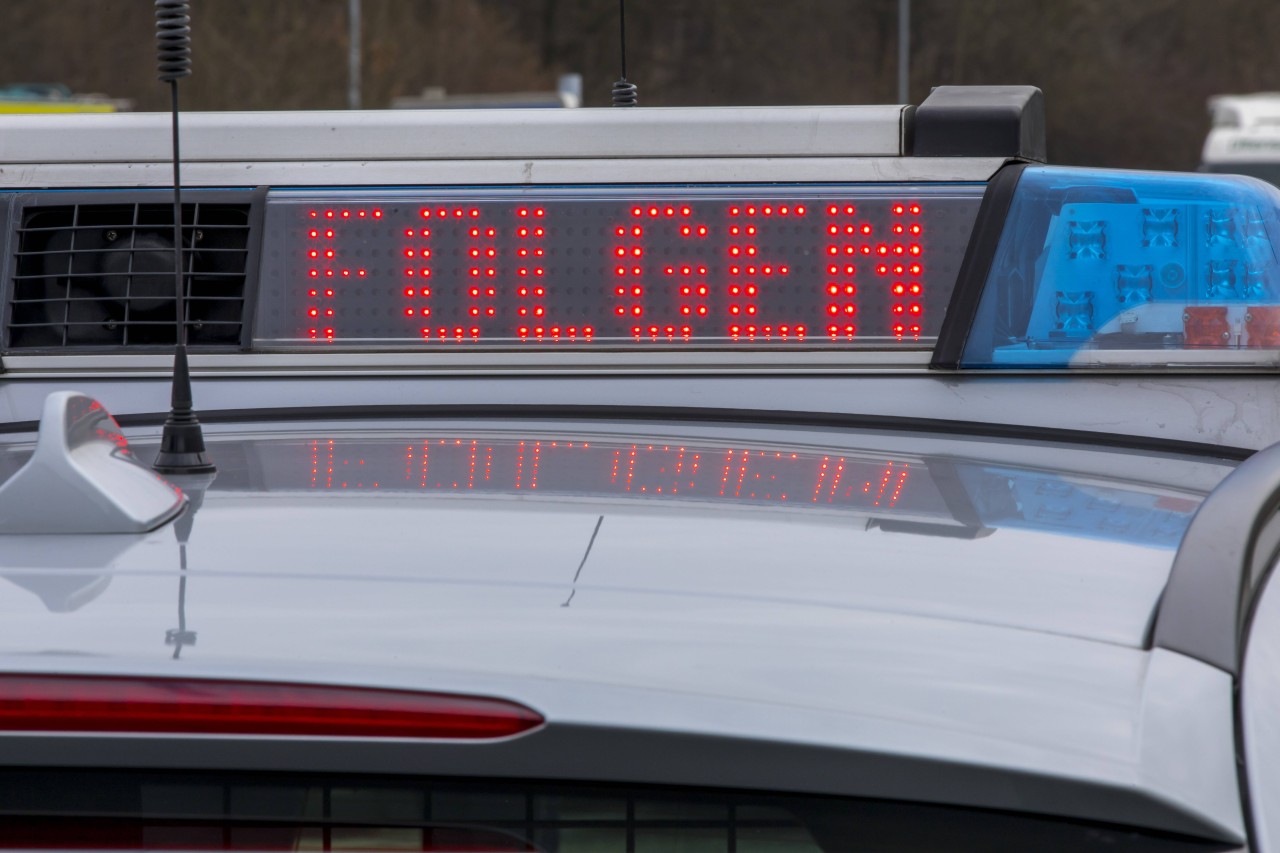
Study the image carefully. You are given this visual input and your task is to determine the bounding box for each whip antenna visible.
[611,0,637,106]
[153,0,214,475]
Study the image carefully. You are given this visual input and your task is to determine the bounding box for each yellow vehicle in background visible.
[0,83,130,114]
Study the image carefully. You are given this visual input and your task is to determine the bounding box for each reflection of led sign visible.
[237,434,1204,548]
[303,438,918,511]
[257,188,981,346]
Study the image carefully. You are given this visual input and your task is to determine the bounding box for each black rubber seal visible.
[1153,439,1280,674]
[0,402,1248,462]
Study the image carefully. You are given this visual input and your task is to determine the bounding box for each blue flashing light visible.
[959,166,1280,368]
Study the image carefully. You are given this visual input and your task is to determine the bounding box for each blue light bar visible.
[954,166,1280,368]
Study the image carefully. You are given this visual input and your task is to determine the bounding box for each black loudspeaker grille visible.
[7,201,250,348]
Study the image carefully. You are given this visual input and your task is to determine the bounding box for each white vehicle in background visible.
[1201,92,1280,185]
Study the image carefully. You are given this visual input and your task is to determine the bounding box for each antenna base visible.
[152,346,216,475]
[612,79,638,107]
[153,411,215,474]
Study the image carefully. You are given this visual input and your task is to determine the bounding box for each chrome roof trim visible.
[0,106,909,163]
[0,157,1008,188]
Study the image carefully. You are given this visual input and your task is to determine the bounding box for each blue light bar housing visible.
[940,165,1280,369]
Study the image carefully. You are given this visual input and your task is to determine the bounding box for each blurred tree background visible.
[2,0,1278,169]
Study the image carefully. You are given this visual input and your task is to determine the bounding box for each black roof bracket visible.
[912,85,1046,162]
[1153,441,1280,675]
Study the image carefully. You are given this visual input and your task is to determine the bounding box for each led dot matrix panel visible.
[256,186,982,347]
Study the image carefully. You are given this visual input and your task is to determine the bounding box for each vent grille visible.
[7,201,251,349]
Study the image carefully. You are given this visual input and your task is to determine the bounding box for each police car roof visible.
[0,416,1246,841]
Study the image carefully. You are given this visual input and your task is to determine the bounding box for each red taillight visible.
[0,675,542,739]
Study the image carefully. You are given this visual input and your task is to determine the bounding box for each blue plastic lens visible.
[959,166,1280,367]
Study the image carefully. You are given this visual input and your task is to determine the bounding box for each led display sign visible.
[256,187,982,347]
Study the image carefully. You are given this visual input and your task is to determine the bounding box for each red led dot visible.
[649,207,659,217]
[910,224,922,234]
[909,204,922,215]
[534,208,545,218]
[341,210,350,218]
[309,250,319,258]
[309,211,318,219]
[372,210,383,218]
[405,308,414,316]
[308,230,318,238]
[324,230,334,238]
[308,308,319,317]
[308,289,318,297]
[730,207,740,216]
